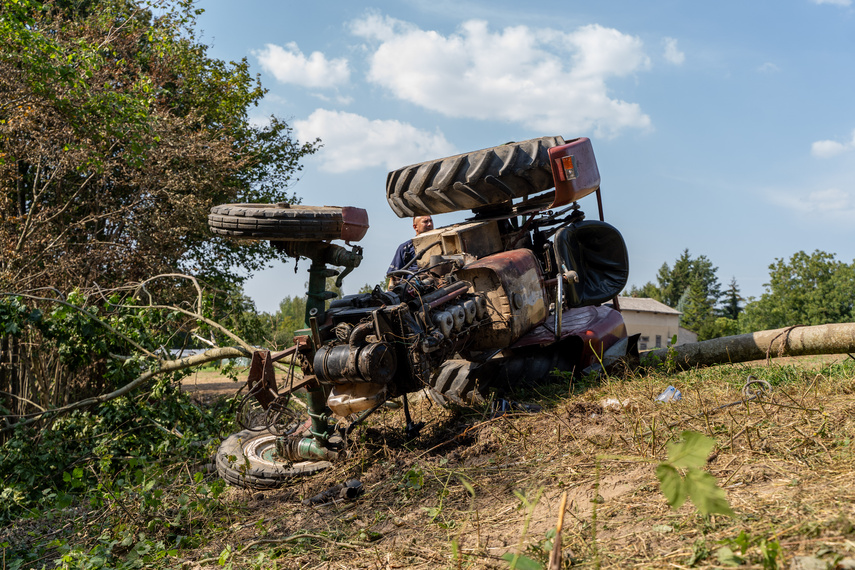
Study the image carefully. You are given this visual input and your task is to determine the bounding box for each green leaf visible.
[731,529,751,555]
[715,546,743,566]
[55,492,72,509]
[759,538,781,570]
[500,553,543,570]
[667,431,714,469]
[685,468,734,517]
[655,463,687,509]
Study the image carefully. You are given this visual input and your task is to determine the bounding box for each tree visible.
[626,281,660,299]
[656,249,721,309]
[263,294,307,348]
[627,250,724,338]
[0,0,317,294]
[256,278,347,348]
[740,250,855,332]
[719,277,743,320]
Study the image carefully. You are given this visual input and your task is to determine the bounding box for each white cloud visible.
[254,42,350,89]
[293,109,458,173]
[810,0,851,6]
[349,13,416,42]
[662,37,685,65]
[758,62,780,73]
[811,129,855,158]
[771,187,855,220]
[350,17,652,137]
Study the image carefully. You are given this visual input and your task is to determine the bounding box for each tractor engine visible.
[309,245,549,416]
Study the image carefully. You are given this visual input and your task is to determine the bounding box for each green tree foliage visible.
[260,294,307,348]
[719,277,743,320]
[740,250,855,332]
[0,295,234,526]
[255,277,347,348]
[0,0,317,293]
[657,249,721,309]
[626,281,660,299]
[628,250,725,339]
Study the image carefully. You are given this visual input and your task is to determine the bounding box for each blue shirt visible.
[387,239,417,275]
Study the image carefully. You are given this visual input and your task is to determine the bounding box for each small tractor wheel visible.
[385,136,564,217]
[208,203,345,241]
[215,428,331,489]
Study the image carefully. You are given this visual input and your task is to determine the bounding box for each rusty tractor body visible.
[209,136,634,489]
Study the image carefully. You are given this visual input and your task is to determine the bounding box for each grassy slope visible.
[182,356,855,569]
[5,357,854,569]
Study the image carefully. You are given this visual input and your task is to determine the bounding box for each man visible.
[386,215,434,286]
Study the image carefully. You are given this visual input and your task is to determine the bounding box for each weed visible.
[655,431,734,517]
[501,488,544,570]
[718,530,783,569]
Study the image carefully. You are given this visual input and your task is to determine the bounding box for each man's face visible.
[413,216,434,235]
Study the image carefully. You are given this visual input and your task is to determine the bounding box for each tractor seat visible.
[553,220,629,307]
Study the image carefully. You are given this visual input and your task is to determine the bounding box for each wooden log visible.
[645,323,855,369]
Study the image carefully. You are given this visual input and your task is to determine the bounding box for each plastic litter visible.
[655,385,682,403]
[490,399,542,417]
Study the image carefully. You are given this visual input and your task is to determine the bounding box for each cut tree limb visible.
[0,346,250,433]
[645,323,855,369]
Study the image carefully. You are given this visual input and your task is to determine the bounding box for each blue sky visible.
[196,0,855,314]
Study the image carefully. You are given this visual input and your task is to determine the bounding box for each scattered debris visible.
[301,479,364,506]
[655,385,682,403]
[490,399,543,417]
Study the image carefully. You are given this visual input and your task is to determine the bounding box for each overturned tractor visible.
[208,136,634,488]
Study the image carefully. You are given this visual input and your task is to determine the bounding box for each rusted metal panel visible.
[341,207,369,242]
[548,137,601,208]
[439,220,502,258]
[246,350,279,409]
[411,220,502,267]
[456,249,548,350]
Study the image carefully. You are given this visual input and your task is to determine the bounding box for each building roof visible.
[611,296,682,315]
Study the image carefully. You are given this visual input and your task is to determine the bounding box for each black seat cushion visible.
[553,220,629,307]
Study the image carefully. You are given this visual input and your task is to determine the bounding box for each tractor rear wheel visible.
[385,136,563,217]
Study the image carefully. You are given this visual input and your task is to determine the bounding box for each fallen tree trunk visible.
[645,323,855,370]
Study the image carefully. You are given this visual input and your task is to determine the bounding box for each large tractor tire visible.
[215,428,331,490]
[385,136,564,217]
[208,204,345,241]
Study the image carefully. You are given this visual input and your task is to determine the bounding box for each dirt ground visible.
[177,355,855,569]
[180,368,247,401]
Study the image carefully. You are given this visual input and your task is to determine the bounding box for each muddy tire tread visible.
[427,360,483,407]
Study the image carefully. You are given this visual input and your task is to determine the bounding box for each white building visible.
[609,297,697,350]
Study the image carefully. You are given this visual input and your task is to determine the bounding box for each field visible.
[173,355,855,569]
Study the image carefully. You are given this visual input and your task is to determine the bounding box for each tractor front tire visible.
[215,429,331,490]
[208,204,345,241]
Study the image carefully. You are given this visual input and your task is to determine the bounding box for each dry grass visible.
[181,356,855,569]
